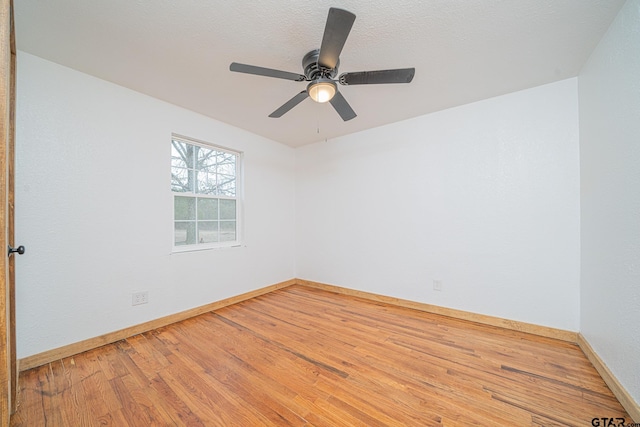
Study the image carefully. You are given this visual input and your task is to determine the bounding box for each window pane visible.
[174,196,196,220]
[217,174,236,196]
[221,151,236,162]
[175,221,196,245]
[171,167,193,193]
[217,159,235,176]
[198,221,219,243]
[171,155,187,169]
[172,140,196,168]
[199,162,216,173]
[198,198,218,220]
[220,221,236,242]
[198,147,217,170]
[197,171,217,195]
[219,199,236,220]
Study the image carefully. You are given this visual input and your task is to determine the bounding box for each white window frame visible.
[171,134,243,252]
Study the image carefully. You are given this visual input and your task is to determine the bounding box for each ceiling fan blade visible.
[318,8,356,70]
[339,68,415,85]
[269,91,309,118]
[230,62,306,82]
[329,91,357,121]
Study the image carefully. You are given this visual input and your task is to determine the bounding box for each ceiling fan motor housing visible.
[303,49,339,80]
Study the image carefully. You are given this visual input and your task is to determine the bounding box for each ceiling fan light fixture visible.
[308,79,337,103]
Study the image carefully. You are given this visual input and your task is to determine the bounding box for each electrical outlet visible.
[132,291,149,306]
[433,280,443,292]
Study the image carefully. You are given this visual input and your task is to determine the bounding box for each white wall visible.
[579,0,640,404]
[15,52,296,358]
[296,78,581,331]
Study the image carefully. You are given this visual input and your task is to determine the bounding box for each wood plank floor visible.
[10,285,630,426]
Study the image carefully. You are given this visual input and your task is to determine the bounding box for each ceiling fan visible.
[229,7,415,121]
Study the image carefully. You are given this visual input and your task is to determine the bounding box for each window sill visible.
[171,242,245,254]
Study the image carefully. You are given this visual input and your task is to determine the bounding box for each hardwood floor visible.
[10,285,630,426]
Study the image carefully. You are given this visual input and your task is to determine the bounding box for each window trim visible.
[170,134,244,253]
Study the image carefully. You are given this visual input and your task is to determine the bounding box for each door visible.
[1,0,17,424]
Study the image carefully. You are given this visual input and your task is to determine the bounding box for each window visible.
[171,135,242,250]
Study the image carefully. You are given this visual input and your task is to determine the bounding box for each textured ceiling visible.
[14,1,625,147]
